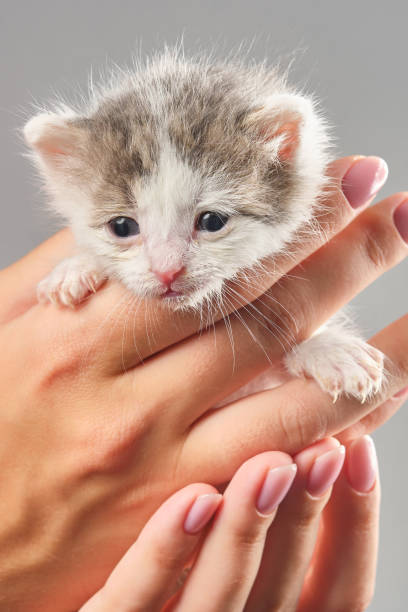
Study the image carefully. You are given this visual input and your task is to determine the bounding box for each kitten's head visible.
[24,51,329,309]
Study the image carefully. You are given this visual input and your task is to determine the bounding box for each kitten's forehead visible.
[80,108,159,183]
[135,136,201,230]
[80,58,302,227]
[85,64,264,183]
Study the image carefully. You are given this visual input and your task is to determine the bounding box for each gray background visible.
[1,1,407,609]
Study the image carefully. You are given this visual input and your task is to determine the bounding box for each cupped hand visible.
[1,156,407,610]
[80,436,379,612]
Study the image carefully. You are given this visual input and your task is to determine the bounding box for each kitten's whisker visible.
[223,286,289,353]
[121,295,138,372]
[215,291,236,370]
[221,293,274,367]
[131,295,145,364]
[241,292,297,343]
[224,285,294,348]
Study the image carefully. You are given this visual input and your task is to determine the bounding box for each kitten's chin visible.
[159,290,199,309]
[157,285,214,310]
[129,279,223,310]
[162,288,183,299]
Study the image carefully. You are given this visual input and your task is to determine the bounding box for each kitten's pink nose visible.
[153,265,185,287]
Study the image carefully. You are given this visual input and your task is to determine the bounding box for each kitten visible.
[24,48,384,402]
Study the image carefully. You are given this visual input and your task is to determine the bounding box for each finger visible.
[140,191,408,426]
[298,436,380,612]
[80,483,221,612]
[245,438,344,611]
[184,312,408,482]
[174,452,296,612]
[338,385,408,442]
[21,155,382,370]
[0,229,74,324]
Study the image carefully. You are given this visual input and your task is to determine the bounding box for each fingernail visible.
[342,156,388,208]
[393,200,408,243]
[393,385,408,399]
[184,493,222,534]
[306,445,346,498]
[346,435,378,493]
[256,464,297,515]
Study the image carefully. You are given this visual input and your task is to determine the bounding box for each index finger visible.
[298,436,380,612]
[80,483,221,612]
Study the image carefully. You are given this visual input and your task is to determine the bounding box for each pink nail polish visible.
[393,200,408,243]
[342,157,388,208]
[256,464,297,515]
[306,446,346,498]
[346,436,378,493]
[184,494,222,534]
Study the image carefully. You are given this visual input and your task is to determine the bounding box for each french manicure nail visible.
[306,445,346,498]
[346,435,378,493]
[342,156,388,209]
[393,200,408,243]
[256,464,297,515]
[184,493,222,534]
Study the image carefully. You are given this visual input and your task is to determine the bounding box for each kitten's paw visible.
[285,331,385,403]
[37,257,106,308]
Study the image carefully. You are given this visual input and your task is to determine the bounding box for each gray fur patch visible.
[68,53,298,225]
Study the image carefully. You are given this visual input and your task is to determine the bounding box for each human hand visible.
[80,436,379,612]
[1,156,407,610]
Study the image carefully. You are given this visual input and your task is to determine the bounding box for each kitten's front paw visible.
[285,331,385,403]
[37,256,106,308]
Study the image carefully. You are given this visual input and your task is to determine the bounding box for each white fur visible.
[25,48,385,403]
[37,255,105,307]
[285,327,385,402]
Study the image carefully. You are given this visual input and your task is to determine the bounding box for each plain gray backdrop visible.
[1,1,407,609]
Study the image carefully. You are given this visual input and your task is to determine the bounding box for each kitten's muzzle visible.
[152,265,186,299]
[152,265,185,287]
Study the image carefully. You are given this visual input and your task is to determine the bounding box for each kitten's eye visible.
[196,212,229,232]
[108,216,140,238]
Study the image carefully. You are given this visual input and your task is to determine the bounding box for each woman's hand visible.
[1,155,407,610]
[81,436,379,612]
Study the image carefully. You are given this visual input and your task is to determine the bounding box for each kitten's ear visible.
[23,113,87,170]
[244,94,315,162]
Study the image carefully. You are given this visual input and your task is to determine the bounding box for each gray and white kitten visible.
[24,49,384,402]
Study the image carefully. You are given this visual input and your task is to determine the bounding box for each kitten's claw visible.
[37,256,106,308]
[285,330,385,403]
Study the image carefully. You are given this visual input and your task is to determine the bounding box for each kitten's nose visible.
[153,265,185,287]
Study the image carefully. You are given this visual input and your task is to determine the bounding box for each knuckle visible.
[277,393,328,452]
[345,513,378,540]
[229,520,268,552]
[362,229,387,271]
[319,182,353,233]
[276,402,305,450]
[289,503,322,531]
[33,327,93,393]
[360,215,399,272]
[149,541,186,573]
[77,404,151,476]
